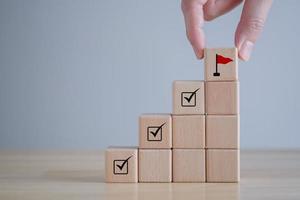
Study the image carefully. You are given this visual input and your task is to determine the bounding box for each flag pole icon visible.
[214,54,233,76]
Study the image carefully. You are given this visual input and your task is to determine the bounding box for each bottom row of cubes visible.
[105,147,240,183]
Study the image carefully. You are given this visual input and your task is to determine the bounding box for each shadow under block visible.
[105,147,138,183]
[138,149,172,182]
[139,114,172,149]
[172,115,205,148]
[204,48,238,81]
[173,149,206,182]
[205,81,239,115]
[173,81,205,115]
[206,149,240,182]
[206,115,239,149]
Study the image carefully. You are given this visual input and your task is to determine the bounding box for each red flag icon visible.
[213,54,234,76]
[216,54,233,64]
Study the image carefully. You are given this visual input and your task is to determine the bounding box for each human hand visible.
[181,0,273,61]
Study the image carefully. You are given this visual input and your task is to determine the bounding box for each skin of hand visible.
[181,0,273,61]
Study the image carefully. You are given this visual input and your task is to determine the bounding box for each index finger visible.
[181,0,208,59]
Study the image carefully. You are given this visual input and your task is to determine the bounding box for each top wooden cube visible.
[173,81,205,115]
[204,48,238,81]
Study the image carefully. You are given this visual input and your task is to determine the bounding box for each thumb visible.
[235,0,272,61]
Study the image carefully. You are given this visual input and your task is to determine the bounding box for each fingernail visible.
[239,40,254,61]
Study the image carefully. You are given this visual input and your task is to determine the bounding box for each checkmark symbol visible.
[116,155,132,171]
[150,123,166,137]
[184,88,199,103]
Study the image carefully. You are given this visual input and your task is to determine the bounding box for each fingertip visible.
[194,48,204,59]
[193,47,204,60]
[238,54,247,61]
[238,40,254,61]
[235,24,251,61]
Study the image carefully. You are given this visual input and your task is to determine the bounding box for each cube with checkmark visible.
[105,147,138,183]
[173,81,205,114]
[139,114,172,149]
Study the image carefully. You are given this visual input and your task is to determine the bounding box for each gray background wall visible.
[0,0,299,149]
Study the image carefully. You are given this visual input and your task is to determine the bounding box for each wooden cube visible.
[204,48,238,81]
[139,114,172,149]
[105,147,138,183]
[206,81,239,114]
[173,149,206,182]
[172,115,205,148]
[206,115,239,148]
[206,149,240,182]
[139,149,172,182]
[173,81,205,115]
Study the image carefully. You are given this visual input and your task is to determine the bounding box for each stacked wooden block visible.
[172,80,206,182]
[205,48,240,182]
[106,48,240,183]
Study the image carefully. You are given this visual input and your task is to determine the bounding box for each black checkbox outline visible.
[147,126,163,142]
[113,159,129,175]
[181,92,197,107]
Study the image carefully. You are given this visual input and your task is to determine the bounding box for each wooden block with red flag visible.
[204,48,238,81]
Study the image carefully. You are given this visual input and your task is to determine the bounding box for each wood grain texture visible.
[139,114,172,149]
[172,115,205,148]
[105,147,138,183]
[173,81,205,115]
[173,149,205,182]
[205,81,239,115]
[204,48,238,81]
[1,150,300,200]
[138,149,172,182]
[206,149,240,182]
[206,115,239,149]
